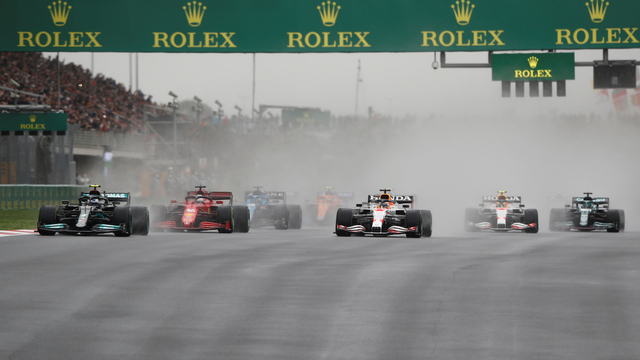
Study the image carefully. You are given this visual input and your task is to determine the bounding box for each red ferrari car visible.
[151,186,249,233]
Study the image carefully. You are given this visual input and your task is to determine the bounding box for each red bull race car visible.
[335,189,432,237]
[151,186,250,233]
[465,191,538,233]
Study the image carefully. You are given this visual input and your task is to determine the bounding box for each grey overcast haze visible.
[44,50,640,118]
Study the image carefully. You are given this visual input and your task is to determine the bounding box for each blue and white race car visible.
[245,187,302,229]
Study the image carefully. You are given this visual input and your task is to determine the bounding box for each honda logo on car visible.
[368,195,414,201]
[483,195,521,201]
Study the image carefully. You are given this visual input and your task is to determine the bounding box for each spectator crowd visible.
[0,52,154,133]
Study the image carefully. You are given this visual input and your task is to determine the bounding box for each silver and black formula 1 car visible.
[335,189,432,237]
[37,184,149,236]
[465,191,538,233]
[549,192,625,232]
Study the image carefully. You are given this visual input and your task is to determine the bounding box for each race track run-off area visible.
[1,227,639,360]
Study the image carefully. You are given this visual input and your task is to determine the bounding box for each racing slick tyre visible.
[465,208,480,232]
[37,205,58,236]
[287,204,303,229]
[232,205,250,233]
[606,209,625,233]
[419,210,433,238]
[523,209,539,233]
[131,206,150,235]
[113,206,132,237]
[149,204,166,232]
[335,208,353,237]
[217,206,234,233]
[405,210,422,238]
[273,205,289,230]
[549,208,564,232]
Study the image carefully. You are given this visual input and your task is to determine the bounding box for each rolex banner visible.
[1,0,638,53]
[0,113,68,132]
[491,53,576,82]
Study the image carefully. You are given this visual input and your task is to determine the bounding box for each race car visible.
[334,189,432,237]
[306,187,354,224]
[150,185,250,233]
[465,191,538,233]
[37,184,149,236]
[245,186,302,229]
[549,192,625,232]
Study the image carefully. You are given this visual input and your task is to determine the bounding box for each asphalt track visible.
[1,226,639,360]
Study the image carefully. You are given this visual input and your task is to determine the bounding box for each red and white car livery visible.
[465,191,538,233]
[335,189,432,238]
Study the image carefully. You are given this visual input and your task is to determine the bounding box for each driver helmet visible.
[196,195,204,203]
[496,194,507,207]
[90,197,100,206]
[585,201,592,208]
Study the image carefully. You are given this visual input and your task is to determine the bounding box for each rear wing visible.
[368,194,415,208]
[80,191,131,205]
[572,197,609,208]
[482,195,521,203]
[187,190,233,204]
[245,190,287,204]
[318,191,354,198]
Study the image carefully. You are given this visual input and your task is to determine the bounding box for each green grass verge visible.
[0,209,39,230]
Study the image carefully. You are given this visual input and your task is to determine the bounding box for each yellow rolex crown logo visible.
[317,1,341,27]
[528,56,539,68]
[30,115,37,123]
[183,1,207,27]
[451,0,474,26]
[586,0,609,23]
[48,1,71,26]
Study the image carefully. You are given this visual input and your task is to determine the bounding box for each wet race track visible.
[1,226,639,360]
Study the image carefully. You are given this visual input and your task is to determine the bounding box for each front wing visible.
[38,222,126,234]
[154,220,231,231]
[467,221,536,231]
[336,224,419,236]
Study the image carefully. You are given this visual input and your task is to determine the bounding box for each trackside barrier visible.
[0,185,83,210]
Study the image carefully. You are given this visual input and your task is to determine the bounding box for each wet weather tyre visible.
[606,209,624,233]
[273,205,289,230]
[37,205,58,236]
[405,210,422,238]
[232,205,250,233]
[130,206,149,235]
[287,204,303,229]
[465,208,480,232]
[217,206,234,233]
[524,208,539,233]
[113,207,132,237]
[419,210,432,238]
[335,208,353,237]
[549,208,564,232]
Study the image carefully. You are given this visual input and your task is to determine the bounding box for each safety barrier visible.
[0,185,84,210]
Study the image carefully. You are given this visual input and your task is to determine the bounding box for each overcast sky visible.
[44,49,640,119]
